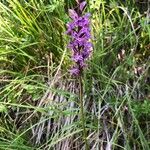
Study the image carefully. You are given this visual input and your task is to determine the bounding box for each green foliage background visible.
[0,0,150,149]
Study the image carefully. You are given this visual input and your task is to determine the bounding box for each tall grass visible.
[0,0,150,150]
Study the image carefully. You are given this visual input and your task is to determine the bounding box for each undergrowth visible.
[0,0,150,150]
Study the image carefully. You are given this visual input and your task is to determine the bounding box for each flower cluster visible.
[66,1,92,76]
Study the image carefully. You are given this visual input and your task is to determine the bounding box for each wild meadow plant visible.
[66,0,92,149]
[0,0,150,149]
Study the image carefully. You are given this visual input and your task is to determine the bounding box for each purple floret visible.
[72,54,83,63]
[70,67,80,76]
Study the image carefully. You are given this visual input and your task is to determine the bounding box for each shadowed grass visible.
[0,0,150,150]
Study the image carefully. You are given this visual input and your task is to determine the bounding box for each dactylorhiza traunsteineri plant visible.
[66,1,92,76]
[66,1,91,149]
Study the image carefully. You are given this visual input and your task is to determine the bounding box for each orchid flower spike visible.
[66,1,92,76]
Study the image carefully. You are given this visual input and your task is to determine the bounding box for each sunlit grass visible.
[0,0,150,149]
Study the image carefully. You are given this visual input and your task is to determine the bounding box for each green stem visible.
[79,75,89,150]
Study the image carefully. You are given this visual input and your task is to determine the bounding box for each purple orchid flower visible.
[66,1,92,76]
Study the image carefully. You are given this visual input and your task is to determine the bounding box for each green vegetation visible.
[0,0,150,149]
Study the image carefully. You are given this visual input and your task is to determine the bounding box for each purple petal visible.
[79,61,87,68]
[68,41,78,52]
[84,13,91,18]
[82,49,91,59]
[77,15,90,27]
[80,1,86,11]
[69,9,78,20]
[72,54,83,62]
[84,42,92,49]
[78,28,91,39]
[70,67,80,76]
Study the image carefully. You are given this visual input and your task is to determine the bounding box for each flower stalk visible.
[79,74,89,150]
